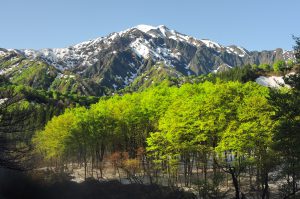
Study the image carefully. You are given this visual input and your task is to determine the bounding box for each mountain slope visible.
[0,25,294,95]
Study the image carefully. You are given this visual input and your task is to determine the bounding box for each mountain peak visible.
[133,24,171,34]
[134,24,157,33]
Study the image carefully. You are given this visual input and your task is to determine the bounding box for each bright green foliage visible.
[217,87,276,185]
[35,80,275,163]
[145,81,276,194]
[217,84,274,151]
[258,63,271,71]
[33,83,177,161]
[33,109,81,159]
[33,79,283,197]
[273,60,286,72]
[286,59,295,69]
[251,64,258,70]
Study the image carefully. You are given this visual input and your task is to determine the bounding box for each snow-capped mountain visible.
[0,25,295,95]
[6,25,246,69]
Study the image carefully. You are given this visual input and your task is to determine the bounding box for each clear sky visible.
[0,0,299,51]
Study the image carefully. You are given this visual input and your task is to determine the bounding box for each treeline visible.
[212,58,297,84]
[33,71,300,198]
[251,59,295,73]
[212,64,258,83]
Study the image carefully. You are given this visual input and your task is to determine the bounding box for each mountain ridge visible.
[0,25,295,95]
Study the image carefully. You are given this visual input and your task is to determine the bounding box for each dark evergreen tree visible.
[0,91,34,170]
[270,37,300,198]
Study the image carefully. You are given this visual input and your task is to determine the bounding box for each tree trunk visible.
[292,162,296,198]
[84,158,87,180]
[261,171,269,199]
[249,165,253,189]
[231,169,240,199]
[203,162,208,199]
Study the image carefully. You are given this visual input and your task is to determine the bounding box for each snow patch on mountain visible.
[255,76,287,88]
[20,41,104,71]
[130,38,151,59]
[236,46,248,57]
[133,25,198,46]
[124,72,138,86]
[0,62,20,75]
[0,49,19,56]
[0,50,7,56]
[134,25,250,58]
[129,37,175,67]
[201,39,222,49]
[135,25,157,33]
[282,50,295,60]
[226,46,247,57]
[213,64,232,73]
[58,74,76,79]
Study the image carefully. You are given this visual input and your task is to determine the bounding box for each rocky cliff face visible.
[0,25,294,95]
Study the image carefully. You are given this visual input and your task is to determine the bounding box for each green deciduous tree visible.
[273,60,286,72]
[258,63,271,71]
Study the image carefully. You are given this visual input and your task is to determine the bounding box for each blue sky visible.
[0,0,299,50]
